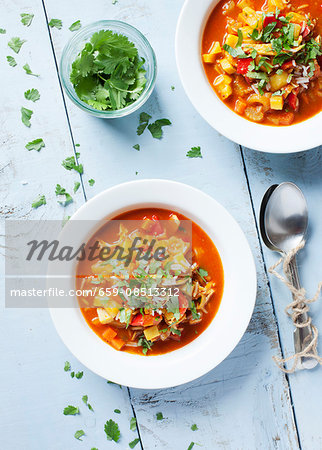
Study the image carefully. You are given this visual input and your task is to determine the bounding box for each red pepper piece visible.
[281,60,295,70]
[130,313,144,326]
[287,88,299,112]
[302,24,311,38]
[237,58,253,75]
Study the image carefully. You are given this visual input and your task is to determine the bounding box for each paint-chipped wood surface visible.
[0,0,321,449]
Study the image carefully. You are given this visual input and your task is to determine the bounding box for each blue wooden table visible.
[1,0,322,449]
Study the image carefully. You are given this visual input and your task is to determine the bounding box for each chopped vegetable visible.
[49,19,62,29]
[55,184,73,206]
[0,28,6,34]
[82,395,94,411]
[191,424,198,431]
[133,144,140,151]
[74,430,85,440]
[21,107,33,127]
[25,138,45,152]
[187,443,195,450]
[129,438,140,449]
[186,146,202,158]
[74,182,80,193]
[114,409,121,414]
[130,417,137,431]
[23,63,39,77]
[63,405,79,415]
[32,195,46,209]
[20,13,34,27]
[24,88,40,102]
[156,412,164,420]
[69,20,82,32]
[8,37,26,53]
[7,56,17,66]
[88,179,95,186]
[62,154,83,174]
[64,361,71,371]
[75,371,83,379]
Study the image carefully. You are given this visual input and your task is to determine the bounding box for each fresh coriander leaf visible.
[104,419,120,442]
[135,171,138,175]
[156,412,164,420]
[69,20,82,32]
[55,184,73,206]
[49,18,62,29]
[8,37,26,53]
[198,268,208,281]
[137,112,151,135]
[24,88,40,102]
[74,430,85,441]
[171,85,175,91]
[186,146,202,158]
[191,424,198,431]
[114,409,121,414]
[133,144,140,151]
[75,371,83,379]
[112,0,118,4]
[147,118,171,139]
[129,438,140,449]
[187,443,195,450]
[170,327,181,336]
[63,405,79,415]
[23,63,39,76]
[71,371,75,378]
[130,417,137,431]
[62,155,83,174]
[91,448,98,450]
[138,335,153,355]
[82,395,94,411]
[21,13,34,27]
[7,55,17,66]
[75,143,80,147]
[64,361,71,371]
[236,29,243,47]
[73,181,80,193]
[21,107,33,127]
[88,179,95,186]
[107,380,122,388]
[223,44,247,58]
[0,28,6,34]
[190,301,200,321]
[25,138,45,152]
[32,195,46,209]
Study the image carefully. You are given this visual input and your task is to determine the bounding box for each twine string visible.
[268,240,322,374]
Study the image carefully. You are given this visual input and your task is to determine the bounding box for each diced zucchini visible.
[270,95,284,110]
[144,325,160,341]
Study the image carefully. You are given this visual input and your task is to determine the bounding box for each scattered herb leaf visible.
[23,63,39,76]
[114,409,121,414]
[82,395,94,411]
[21,13,34,27]
[74,430,85,441]
[64,361,71,371]
[25,138,45,152]
[137,112,151,135]
[32,195,46,209]
[156,412,164,420]
[133,144,140,151]
[130,417,137,431]
[187,443,195,450]
[129,438,140,449]
[7,55,17,66]
[49,19,62,29]
[62,154,83,174]
[55,184,73,206]
[147,118,171,139]
[63,405,79,416]
[88,179,95,186]
[75,371,83,379]
[0,28,6,34]
[21,107,33,127]
[24,88,40,102]
[8,37,26,53]
[191,424,198,431]
[186,146,202,158]
[71,371,75,378]
[69,20,82,32]
[73,181,80,193]
[104,419,120,442]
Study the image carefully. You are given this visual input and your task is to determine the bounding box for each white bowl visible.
[49,180,256,389]
[175,0,322,153]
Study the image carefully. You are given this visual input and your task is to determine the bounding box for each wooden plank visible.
[0,1,139,449]
[242,147,322,450]
[42,0,300,448]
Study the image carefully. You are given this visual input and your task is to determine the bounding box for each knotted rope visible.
[268,241,322,373]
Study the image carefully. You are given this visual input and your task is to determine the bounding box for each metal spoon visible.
[260,182,317,369]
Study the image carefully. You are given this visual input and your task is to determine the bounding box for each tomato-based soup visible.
[202,0,322,126]
[77,209,224,356]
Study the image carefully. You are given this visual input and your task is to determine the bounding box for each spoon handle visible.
[289,257,318,369]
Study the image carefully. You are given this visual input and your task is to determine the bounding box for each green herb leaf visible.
[75,371,83,379]
[187,443,195,450]
[71,371,75,378]
[20,13,34,27]
[190,301,200,321]
[104,419,120,442]
[191,424,198,431]
[63,405,79,416]
[74,430,85,441]
[133,144,140,151]
[0,28,6,34]
[21,107,33,127]
[198,268,208,281]
[64,361,71,371]
[82,395,94,411]
[88,179,95,186]
[129,438,140,449]
[236,29,243,47]
[48,18,62,29]
[137,112,151,135]
[55,184,73,206]
[24,88,40,102]
[8,37,26,53]
[23,63,39,77]
[171,85,175,91]
[73,181,80,193]
[156,412,164,420]
[7,55,17,66]
[223,44,248,58]
[186,146,202,158]
[147,118,171,139]
[130,417,137,431]
[69,20,82,32]
[62,154,83,174]
[114,409,121,414]
[25,138,45,152]
[32,195,46,209]
[138,335,153,355]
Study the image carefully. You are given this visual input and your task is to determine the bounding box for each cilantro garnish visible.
[170,327,181,336]
[69,20,82,32]
[62,154,83,174]
[133,144,140,151]
[63,405,79,415]
[25,138,45,152]
[171,85,175,91]
[75,371,83,379]
[70,29,147,111]
[138,335,153,355]
[130,417,137,431]
[48,19,62,29]
[190,302,200,321]
[20,13,34,27]
[32,195,46,209]
[191,424,198,431]
[74,430,85,440]
[186,146,202,158]
[148,119,171,139]
[223,44,248,59]
[55,184,73,206]
[71,371,75,378]
[129,438,140,449]
[24,88,40,102]
[8,37,26,53]
[137,112,151,135]
[197,268,208,282]
[187,443,195,450]
[0,28,6,34]
[64,361,71,371]
[23,63,39,77]
[104,419,121,442]
[82,395,94,411]
[21,107,33,127]
[88,179,95,186]
[156,412,164,420]
[114,409,121,414]
[73,181,80,193]
[7,56,17,66]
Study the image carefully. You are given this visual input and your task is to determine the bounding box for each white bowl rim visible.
[175,0,322,153]
[49,179,257,389]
